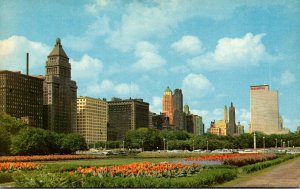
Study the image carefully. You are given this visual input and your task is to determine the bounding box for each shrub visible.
[14,168,237,187]
[239,154,297,174]
[0,172,13,183]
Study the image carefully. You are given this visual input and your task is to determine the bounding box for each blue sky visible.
[1,0,299,132]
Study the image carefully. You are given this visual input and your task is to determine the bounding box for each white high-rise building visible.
[77,96,108,144]
[250,85,289,134]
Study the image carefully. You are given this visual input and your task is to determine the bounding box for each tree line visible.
[0,113,87,155]
[92,128,300,151]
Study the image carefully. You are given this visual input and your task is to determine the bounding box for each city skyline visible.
[0,0,299,131]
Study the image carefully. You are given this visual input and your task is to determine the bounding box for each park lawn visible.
[34,157,182,173]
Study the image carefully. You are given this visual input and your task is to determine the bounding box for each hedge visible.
[0,172,13,183]
[14,168,237,187]
[239,154,298,174]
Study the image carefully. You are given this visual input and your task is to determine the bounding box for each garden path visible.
[229,156,300,187]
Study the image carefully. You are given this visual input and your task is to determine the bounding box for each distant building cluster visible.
[0,38,291,145]
[150,86,205,135]
[207,103,244,136]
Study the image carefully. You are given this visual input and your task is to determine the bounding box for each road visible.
[229,156,300,187]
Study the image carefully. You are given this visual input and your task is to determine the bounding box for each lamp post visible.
[263,136,265,151]
[253,132,256,150]
[166,141,168,151]
[163,138,166,152]
[192,140,195,152]
[206,140,208,151]
[281,139,283,148]
[122,140,125,151]
[275,138,277,148]
[141,140,144,152]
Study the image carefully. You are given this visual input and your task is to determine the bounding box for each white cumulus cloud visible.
[85,0,109,14]
[85,80,140,98]
[182,73,214,100]
[188,33,271,70]
[133,41,166,70]
[280,70,296,85]
[0,36,50,74]
[171,35,203,55]
[149,96,162,114]
[71,54,103,83]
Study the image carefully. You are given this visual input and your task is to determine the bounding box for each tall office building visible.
[198,116,205,135]
[227,102,236,136]
[173,89,185,130]
[173,89,183,112]
[108,98,149,141]
[43,38,77,133]
[162,86,174,125]
[250,85,288,134]
[236,122,244,135]
[77,96,108,144]
[0,70,43,127]
[183,104,190,115]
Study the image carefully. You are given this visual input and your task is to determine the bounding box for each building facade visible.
[250,85,288,134]
[208,105,228,136]
[173,89,185,130]
[0,70,43,127]
[162,86,174,125]
[236,122,245,135]
[77,96,108,144]
[227,102,237,136]
[108,98,149,141]
[43,38,77,133]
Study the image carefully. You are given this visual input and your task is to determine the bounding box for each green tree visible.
[60,133,87,154]
[0,113,26,135]
[0,126,11,155]
[11,127,50,155]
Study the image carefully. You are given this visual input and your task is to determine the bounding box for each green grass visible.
[40,157,180,172]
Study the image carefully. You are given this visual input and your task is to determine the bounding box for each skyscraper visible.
[227,102,236,136]
[173,89,183,112]
[77,96,108,144]
[173,89,184,130]
[183,104,190,115]
[0,70,43,127]
[250,85,288,134]
[43,38,77,133]
[107,98,149,141]
[162,86,174,125]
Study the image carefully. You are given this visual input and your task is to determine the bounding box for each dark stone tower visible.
[43,38,77,133]
[227,102,236,136]
[173,89,185,130]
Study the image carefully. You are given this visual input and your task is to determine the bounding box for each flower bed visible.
[224,154,276,166]
[71,162,201,178]
[0,162,38,172]
[0,155,95,162]
[184,153,276,166]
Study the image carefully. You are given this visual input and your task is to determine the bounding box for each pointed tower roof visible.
[48,38,68,58]
[164,86,172,93]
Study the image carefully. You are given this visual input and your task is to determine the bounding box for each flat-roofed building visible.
[77,96,108,144]
[0,70,43,127]
[250,85,289,134]
[108,98,149,141]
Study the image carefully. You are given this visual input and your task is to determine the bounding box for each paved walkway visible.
[230,156,300,187]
